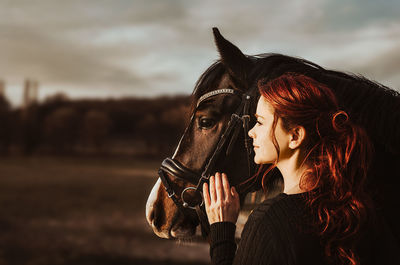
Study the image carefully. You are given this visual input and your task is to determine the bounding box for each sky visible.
[1,0,399,106]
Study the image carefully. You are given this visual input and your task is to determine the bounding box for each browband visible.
[196,88,239,107]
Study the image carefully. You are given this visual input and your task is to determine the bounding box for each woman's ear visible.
[288,126,306,150]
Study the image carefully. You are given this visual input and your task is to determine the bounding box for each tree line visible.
[0,94,191,157]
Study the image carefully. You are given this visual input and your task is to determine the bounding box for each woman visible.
[203,73,399,265]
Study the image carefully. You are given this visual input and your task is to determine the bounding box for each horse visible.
[146,28,400,242]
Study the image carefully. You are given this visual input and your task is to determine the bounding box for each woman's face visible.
[248,97,289,165]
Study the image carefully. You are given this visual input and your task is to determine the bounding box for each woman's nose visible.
[248,126,255,138]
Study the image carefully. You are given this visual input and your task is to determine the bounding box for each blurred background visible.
[0,0,399,264]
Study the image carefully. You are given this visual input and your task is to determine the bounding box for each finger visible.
[209,175,216,202]
[232,187,240,211]
[221,173,231,199]
[215,172,224,202]
[231,186,238,198]
[203,183,210,208]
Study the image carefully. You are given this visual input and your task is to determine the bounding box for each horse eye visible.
[199,118,215,129]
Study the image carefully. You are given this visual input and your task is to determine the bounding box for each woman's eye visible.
[256,120,262,125]
[199,118,215,129]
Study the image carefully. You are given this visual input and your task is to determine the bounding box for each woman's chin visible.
[254,156,263,165]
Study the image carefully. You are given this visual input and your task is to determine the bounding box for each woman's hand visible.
[203,172,240,225]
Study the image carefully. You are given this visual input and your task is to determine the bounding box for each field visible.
[0,156,210,265]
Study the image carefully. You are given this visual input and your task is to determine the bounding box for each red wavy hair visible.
[257,73,373,265]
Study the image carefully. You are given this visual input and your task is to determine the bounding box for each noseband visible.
[158,88,254,236]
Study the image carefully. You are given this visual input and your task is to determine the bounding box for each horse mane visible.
[190,53,400,154]
[192,53,400,155]
[249,53,400,155]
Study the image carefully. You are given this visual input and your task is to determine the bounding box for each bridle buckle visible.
[181,186,204,209]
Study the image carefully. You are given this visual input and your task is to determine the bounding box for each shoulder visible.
[237,193,326,264]
[240,193,308,242]
[248,193,306,224]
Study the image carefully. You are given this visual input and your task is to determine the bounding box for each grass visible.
[0,156,210,265]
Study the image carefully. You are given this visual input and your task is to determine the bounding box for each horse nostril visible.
[149,210,155,223]
[147,205,162,229]
[152,208,162,229]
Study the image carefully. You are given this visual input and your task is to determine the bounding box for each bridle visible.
[158,87,255,236]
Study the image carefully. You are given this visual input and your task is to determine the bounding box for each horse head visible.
[145,28,259,239]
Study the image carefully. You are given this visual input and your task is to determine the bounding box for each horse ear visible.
[213,27,253,90]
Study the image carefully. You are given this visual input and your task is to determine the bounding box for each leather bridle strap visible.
[195,204,210,236]
[242,94,253,179]
[158,169,187,214]
[160,158,199,185]
[192,93,253,237]
[158,88,241,206]
[157,88,254,237]
[194,93,252,193]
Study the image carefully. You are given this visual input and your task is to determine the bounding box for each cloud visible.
[0,0,399,105]
[321,0,400,32]
[0,23,148,89]
[354,45,400,90]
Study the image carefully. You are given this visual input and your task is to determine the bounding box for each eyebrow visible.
[254,114,264,119]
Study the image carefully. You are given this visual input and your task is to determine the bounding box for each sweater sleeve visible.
[209,222,237,265]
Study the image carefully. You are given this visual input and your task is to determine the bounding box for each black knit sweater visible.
[209,192,400,265]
